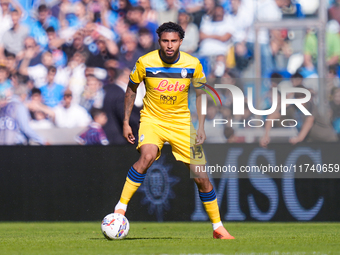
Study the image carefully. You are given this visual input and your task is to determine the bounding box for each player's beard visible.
[162,48,180,63]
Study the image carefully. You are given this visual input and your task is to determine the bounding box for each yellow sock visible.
[119,178,142,204]
[119,166,146,205]
[199,189,221,224]
[202,199,221,223]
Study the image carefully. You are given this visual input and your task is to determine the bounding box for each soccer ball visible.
[101,213,130,240]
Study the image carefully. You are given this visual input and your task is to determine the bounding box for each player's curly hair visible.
[156,22,185,40]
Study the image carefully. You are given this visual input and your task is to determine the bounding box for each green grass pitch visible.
[0,222,339,255]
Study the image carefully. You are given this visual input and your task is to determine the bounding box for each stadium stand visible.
[0,0,338,145]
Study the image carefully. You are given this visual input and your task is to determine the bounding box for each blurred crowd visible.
[0,0,340,145]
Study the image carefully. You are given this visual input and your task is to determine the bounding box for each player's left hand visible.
[196,128,206,145]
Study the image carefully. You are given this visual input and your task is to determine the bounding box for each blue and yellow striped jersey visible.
[129,50,206,126]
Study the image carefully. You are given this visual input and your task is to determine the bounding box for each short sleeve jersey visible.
[129,50,206,126]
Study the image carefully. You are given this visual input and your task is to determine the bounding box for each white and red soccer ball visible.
[101,213,130,240]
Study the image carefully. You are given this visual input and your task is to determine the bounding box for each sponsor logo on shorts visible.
[160,95,177,105]
[140,134,144,142]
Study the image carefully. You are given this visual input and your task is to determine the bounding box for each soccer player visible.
[114,22,234,239]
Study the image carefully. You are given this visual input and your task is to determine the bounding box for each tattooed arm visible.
[123,81,139,144]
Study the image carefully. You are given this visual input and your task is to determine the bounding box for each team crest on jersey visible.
[181,68,187,78]
[140,134,144,142]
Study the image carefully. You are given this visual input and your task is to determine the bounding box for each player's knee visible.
[142,153,156,166]
[194,178,212,192]
[194,177,208,185]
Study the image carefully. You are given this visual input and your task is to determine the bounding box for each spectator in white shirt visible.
[19,50,54,88]
[230,0,255,71]
[53,89,91,128]
[29,88,91,128]
[0,9,28,58]
[230,0,254,44]
[244,0,283,76]
[0,0,12,46]
[198,5,233,56]
[247,0,282,46]
[157,0,179,25]
[0,0,23,56]
[64,51,87,104]
[29,110,54,129]
[178,9,199,54]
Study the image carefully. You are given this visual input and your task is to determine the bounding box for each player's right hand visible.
[123,123,135,144]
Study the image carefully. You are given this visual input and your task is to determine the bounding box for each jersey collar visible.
[158,50,180,64]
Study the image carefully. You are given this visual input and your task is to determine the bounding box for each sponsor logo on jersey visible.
[160,95,177,105]
[154,80,186,92]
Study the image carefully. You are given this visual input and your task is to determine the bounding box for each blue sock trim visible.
[127,166,146,184]
[199,189,217,202]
